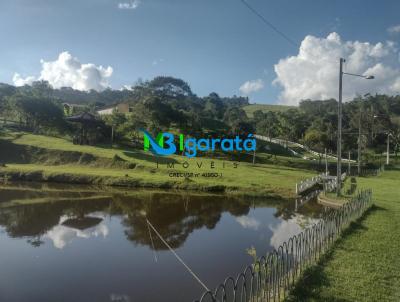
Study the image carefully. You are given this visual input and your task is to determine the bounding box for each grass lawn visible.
[243,104,295,117]
[287,169,400,301]
[0,132,319,197]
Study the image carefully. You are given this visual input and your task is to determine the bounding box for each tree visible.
[148,76,193,99]
[204,93,225,119]
[103,112,128,142]
[131,96,185,135]
[304,128,328,152]
[255,111,280,138]
[7,95,65,132]
[253,110,264,122]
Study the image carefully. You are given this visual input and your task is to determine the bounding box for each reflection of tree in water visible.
[244,194,325,223]
[0,189,253,249]
[0,205,61,240]
[0,197,111,247]
[0,187,322,250]
[111,193,251,250]
[272,193,325,221]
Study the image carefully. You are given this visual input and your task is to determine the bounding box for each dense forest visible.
[0,76,399,157]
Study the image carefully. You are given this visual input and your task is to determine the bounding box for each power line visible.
[146,218,210,292]
[240,0,298,48]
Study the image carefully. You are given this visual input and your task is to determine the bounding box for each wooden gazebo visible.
[66,112,101,145]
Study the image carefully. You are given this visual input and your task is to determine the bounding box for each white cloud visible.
[118,1,140,10]
[388,24,400,34]
[121,84,133,90]
[269,216,318,250]
[236,216,261,230]
[273,32,400,105]
[12,51,113,91]
[12,73,35,86]
[239,79,264,95]
[152,58,164,66]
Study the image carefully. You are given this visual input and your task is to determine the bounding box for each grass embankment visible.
[287,169,400,301]
[0,131,318,197]
[243,104,294,118]
[317,177,358,208]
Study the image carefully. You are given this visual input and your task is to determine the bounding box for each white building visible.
[97,103,132,116]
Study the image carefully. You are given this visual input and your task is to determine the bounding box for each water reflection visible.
[47,214,109,249]
[235,216,261,230]
[118,192,252,250]
[0,183,321,251]
[269,215,319,249]
[0,182,325,302]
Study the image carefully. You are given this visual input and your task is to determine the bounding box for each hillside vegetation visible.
[243,104,294,117]
[0,131,318,197]
[1,76,399,195]
[1,78,399,160]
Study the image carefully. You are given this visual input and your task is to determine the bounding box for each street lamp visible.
[337,58,374,196]
[343,72,375,80]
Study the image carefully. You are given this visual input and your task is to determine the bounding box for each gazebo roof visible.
[62,216,103,230]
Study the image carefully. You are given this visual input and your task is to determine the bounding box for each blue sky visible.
[1,0,400,104]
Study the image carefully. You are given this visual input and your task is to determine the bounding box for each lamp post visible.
[337,58,374,196]
[358,106,362,175]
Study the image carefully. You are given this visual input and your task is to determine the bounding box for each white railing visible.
[323,172,347,193]
[295,173,327,194]
[254,134,356,163]
[296,172,347,194]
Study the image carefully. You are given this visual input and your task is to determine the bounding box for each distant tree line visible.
[252,96,400,157]
[0,76,399,156]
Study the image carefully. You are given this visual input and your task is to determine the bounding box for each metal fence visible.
[195,189,373,302]
[294,189,321,211]
[357,165,385,177]
[296,172,347,195]
[295,173,326,194]
[323,172,347,193]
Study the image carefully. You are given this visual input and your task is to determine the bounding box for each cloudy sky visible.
[1,0,400,105]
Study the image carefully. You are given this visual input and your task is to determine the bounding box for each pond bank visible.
[0,167,291,199]
[0,132,321,199]
[317,193,348,209]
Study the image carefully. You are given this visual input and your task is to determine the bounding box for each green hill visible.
[0,130,317,197]
[243,104,295,118]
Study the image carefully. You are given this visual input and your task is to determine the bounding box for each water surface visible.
[0,182,323,302]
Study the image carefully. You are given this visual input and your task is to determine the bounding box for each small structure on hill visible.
[97,103,132,115]
[62,103,88,116]
[66,112,103,145]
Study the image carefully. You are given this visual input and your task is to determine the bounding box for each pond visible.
[0,182,323,302]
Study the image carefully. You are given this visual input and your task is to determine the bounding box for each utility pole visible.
[111,125,114,145]
[358,107,362,175]
[337,58,344,196]
[348,151,351,175]
[336,59,375,196]
[387,133,390,165]
[325,148,328,175]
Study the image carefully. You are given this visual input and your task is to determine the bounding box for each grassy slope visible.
[0,132,317,197]
[243,104,295,118]
[287,170,400,302]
